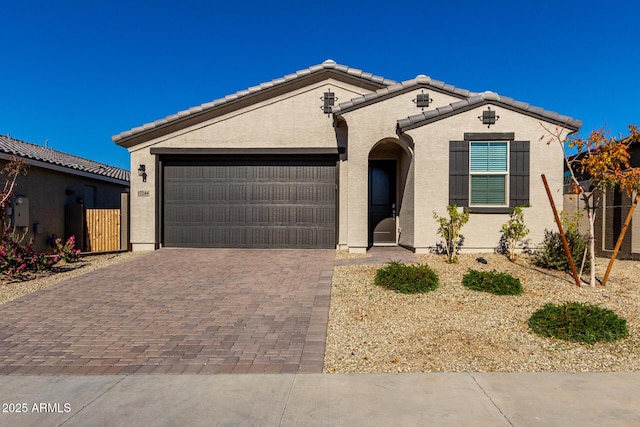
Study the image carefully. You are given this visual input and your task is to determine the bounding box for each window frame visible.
[468,140,510,207]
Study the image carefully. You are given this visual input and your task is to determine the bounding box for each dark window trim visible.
[468,207,512,214]
[464,132,514,141]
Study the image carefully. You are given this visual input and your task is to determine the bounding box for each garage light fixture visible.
[138,164,147,182]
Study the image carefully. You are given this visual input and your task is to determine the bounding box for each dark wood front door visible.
[369,160,397,245]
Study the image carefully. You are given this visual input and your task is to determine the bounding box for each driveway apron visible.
[0,249,335,375]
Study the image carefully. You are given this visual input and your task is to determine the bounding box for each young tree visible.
[433,205,469,263]
[0,156,29,237]
[500,206,530,261]
[545,124,640,286]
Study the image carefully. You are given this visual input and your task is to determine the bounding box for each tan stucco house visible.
[113,60,580,253]
[0,135,129,253]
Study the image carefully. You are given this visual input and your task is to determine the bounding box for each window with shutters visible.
[469,141,508,206]
[449,133,529,213]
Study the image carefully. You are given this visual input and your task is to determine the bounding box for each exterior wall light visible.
[413,91,433,110]
[321,89,337,114]
[479,106,500,128]
[138,164,147,182]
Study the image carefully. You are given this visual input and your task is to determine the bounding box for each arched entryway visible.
[368,139,412,247]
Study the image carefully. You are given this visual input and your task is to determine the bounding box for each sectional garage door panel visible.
[162,159,336,248]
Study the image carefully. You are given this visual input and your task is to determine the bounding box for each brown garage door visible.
[162,157,336,248]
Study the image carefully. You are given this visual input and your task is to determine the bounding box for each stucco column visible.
[129,149,158,251]
[347,145,369,253]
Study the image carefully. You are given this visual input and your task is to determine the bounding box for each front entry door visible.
[369,160,397,245]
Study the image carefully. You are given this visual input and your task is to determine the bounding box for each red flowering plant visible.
[53,235,80,263]
[0,228,79,280]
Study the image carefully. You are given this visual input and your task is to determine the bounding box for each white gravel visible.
[324,253,640,373]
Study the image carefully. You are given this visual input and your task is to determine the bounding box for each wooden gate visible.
[85,209,121,252]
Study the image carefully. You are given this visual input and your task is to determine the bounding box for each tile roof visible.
[397,91,582,132]
[332,74,475,114]
[112,59,397,144]
[0,135,130,183]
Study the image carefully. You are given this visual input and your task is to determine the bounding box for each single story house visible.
[0,135,130,253]
[113,60,580,253]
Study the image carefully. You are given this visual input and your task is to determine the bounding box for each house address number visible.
[138,190,150,197]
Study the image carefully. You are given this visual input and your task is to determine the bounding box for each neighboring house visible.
[113,60,580,253]
[0,135,130,253]
[566,140,640,260]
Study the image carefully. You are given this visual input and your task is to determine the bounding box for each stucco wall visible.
[403,105,571,253]
[338,88,463,252]
[1,160,128,253]
[128,78,371,250]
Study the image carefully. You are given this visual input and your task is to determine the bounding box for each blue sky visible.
[1,1,638,171]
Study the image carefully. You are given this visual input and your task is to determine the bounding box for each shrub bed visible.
[534,229,589,273]
[529,302,628,344]
[462,269,523,295]
[374,261,439,294]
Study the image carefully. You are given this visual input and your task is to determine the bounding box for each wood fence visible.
[85,209,121,252]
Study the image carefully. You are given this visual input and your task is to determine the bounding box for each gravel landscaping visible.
[324,253,640,373]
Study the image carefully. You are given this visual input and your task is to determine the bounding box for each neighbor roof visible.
[397,91,582,132]
[0,135,130,184]
[113,59,396,145]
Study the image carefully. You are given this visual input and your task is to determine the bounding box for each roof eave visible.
[113,61,395,147]
[397,97,581,133]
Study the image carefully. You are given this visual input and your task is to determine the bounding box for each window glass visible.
[470,142,507,172]
[471,175,506,205]
[470,141,508,205]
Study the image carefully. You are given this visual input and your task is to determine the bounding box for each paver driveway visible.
[0,249,335,375]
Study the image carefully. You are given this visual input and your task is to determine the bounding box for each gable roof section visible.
[0,135,130,185]
[113,60,396,147]
[397,91,581,132]
[332,75,475,115]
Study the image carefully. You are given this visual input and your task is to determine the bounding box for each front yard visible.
[324,253,640,373]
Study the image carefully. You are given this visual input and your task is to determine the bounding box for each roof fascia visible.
[114,69,387,149]
[398,99,581,133]
[0,152,129,186]
[334,82,469,116]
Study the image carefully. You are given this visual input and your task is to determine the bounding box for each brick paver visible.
[0,249,335,375]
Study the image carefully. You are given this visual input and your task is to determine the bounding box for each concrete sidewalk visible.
[1,373,638,426]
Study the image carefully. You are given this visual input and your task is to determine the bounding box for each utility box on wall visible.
[13,196,29,228]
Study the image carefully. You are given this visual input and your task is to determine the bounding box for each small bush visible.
[529,302,628,344]
[499,206,530,261]
[534,229,589,273]
[462,269,523,295]
[0,228,80,279]
[54,235,80,263]
[374,261,439,294]
[433,205,469,263]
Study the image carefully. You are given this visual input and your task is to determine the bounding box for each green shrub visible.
[534,229,589,273]
[462,269,523,295]
[374,261,439,294]
[529,302,628,344]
